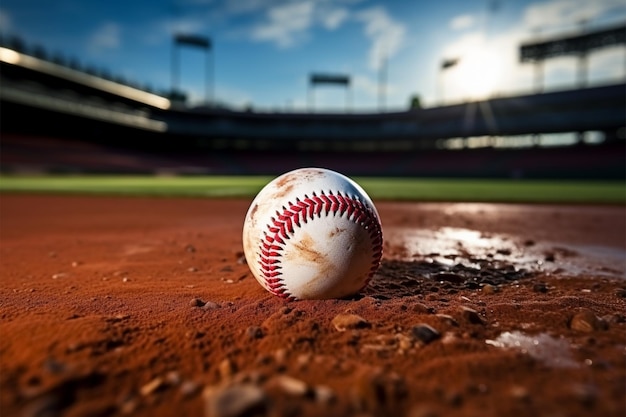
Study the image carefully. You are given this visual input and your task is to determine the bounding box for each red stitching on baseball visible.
[257,191,383,299]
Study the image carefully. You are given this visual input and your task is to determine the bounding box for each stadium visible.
[1,22,624,178]
[1,4,625,417]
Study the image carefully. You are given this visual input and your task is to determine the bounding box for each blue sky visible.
[1,0,625,111]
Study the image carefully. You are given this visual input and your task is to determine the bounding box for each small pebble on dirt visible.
[410,324,441,345]
[412,302,435,314]
[202,301,221,310]
[313,385,336,404]
[266,375,310,397]
[140,377,166,396]
[481,284,498,294]
[204,384,267,417]
[190,298,206,307]
[246,326,264,340]
[235,251,246,264]
[180,380,201,398]
[509,385,531,402]
[435,314,459,327]
[218,359,237,381]
[569,309,608,332]
[461,306,484,325]
[331,313,371,332]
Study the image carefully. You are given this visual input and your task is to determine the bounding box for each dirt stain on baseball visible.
[249,203,259,222]
[292,232,325,264]
[299,263,339,299]
[273,174,296,199]
[302,169,325,181]
[329,226,347,239]
[290,232,344,299]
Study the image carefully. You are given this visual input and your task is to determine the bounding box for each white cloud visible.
[319,7,348,30]
[523,0,626,35]
[222,0,362,16]
[224,0,281,15]
[356,6,406,70]
[450,14,475,31]
[88,23,121,52]
[251,1,315,47]
[249,1,352,48]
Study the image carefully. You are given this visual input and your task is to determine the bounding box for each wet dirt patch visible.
[386,226,626,279]
[365,257,531,300]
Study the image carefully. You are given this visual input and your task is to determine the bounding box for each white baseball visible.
[242,167,383,300]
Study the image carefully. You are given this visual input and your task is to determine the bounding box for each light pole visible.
[379,55,387,111]
[308,73,351,112]
[439,58,458,104]
[171,33,213,105]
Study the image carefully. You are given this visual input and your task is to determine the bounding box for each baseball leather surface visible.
[242,167,383,300]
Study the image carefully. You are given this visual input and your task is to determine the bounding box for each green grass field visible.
[0,175,624,204]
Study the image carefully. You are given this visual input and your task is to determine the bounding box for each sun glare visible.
[449,47,502,101]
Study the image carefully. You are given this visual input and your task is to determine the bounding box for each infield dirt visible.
[1,195,625,417]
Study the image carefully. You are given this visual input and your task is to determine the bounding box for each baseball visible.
[242,167,383,300]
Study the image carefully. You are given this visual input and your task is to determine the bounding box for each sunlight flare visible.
[450,45,503,100]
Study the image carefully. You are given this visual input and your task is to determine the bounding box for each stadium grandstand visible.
[1,30,624,179]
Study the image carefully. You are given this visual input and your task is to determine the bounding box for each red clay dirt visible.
[1,194,625,417]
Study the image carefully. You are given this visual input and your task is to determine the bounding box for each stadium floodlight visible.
[171,33,213,106]
[441,58,459,70]
[520,23,626,62]
[438,57,459,104]
[520,22,626,91]
[308,73,351,112]
[174,34,211,50]
[310,74,350,85]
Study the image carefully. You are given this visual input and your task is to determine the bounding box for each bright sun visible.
[448,47,502,101]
